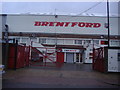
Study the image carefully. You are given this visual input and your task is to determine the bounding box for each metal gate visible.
[6,43,30,69]
[93,47,105,72]
[29,42,63,67]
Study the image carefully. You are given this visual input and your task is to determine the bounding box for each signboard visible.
[62,49,80,53]
[34,21,101,28]
[7,15,118,35]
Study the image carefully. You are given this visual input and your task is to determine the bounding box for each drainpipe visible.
[4,24,9,69]
[107,0,110,47]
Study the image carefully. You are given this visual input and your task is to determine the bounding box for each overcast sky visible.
[1,1,119,16]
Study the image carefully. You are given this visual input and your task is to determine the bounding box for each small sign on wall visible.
[101,41,108,45]
[62,49,80,53]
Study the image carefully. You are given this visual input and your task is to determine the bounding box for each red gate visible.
[93,47,105,72]
[29,41,64,67]
[29,46,63,67]
[8,43,30,69]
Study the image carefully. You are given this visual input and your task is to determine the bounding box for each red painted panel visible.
[16,46,25,68]
[8,44,30,69]
[56,52,64,63]
[8,44,15,69]
[24,46,30,66]
[101,41,108,45]
[93,48,105,72]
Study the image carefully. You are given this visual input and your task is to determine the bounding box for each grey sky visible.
[1,2,119,16]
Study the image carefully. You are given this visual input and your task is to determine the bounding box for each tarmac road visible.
[2,63,120,88]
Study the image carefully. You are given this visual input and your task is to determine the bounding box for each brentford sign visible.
[34,21,101,28]
[62,49,80,52]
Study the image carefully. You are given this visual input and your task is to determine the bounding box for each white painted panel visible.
[3,15,118,35]
[64,53,66,62]
[32,41,45,47]
[57,39,64,44]
[74,53,76,63]
[0,16,2,39]
[64,39,74,45]
[62,49,79,52]
[118,50,120,72]
[84,46,93,63]
[109,17,119,35]
[108,49,119,72]
[6,15,111,35]
[66,53,74,63]
[84,58,92,63]
[47,38,55,44]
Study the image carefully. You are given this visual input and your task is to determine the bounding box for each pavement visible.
[2,63,120,88]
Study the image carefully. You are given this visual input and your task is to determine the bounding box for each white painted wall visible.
[118,50,120,72]
[108,49,120,72]
[119,17,120,35]
[84,44,93,63]
[0,15,2,39]
[6,15,119,35]
[109,17,119,35]
[64,53,66,62]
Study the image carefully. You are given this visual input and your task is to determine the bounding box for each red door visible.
[56,52,64,63]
